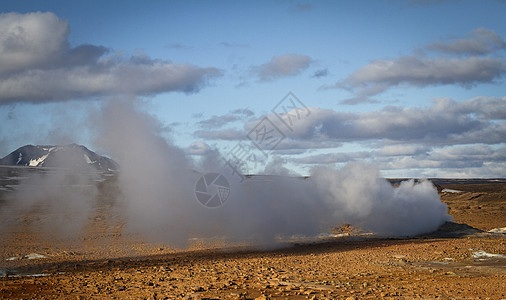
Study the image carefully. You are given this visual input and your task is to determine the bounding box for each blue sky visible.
[0,0,505,177]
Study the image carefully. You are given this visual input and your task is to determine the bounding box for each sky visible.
[0,0,505,178]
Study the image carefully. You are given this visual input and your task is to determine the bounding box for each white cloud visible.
[252,54,312,81]
[195,96,506,176]
[0,12,69,74]
[286,144,506,177]
[380,145,506,172]
[291,152,372,164]
[427,27,506,55]
[344,55,505,91]
[198,96,506,148]
[197,109,255,128]
[429,144,506,163]
[274,139,342,151]
[311,97,505,146]
[378,144,430,156]
[457,96,506,119]
[329,28,506,102]
[0,12,221,104]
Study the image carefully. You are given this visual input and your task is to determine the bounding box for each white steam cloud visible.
[0,162,99,245]
[88,99,451,247]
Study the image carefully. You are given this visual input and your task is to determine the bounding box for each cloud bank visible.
[0,12,221,104]
[344,56,504,92]
[329,28,506,103]
[197,96,506,177]
[427,27,506,55]
[204,97,506,146]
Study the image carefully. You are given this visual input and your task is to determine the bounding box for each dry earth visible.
[0,180,505,299]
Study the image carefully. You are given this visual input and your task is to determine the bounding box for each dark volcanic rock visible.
[420,221,484,238]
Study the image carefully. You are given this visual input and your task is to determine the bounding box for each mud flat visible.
[0,180,505,299]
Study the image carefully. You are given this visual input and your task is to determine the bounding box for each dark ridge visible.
[0,144,118,172]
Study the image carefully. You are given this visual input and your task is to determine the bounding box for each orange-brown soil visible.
[0,183,505,299]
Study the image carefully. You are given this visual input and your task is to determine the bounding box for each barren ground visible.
[0,180,505,299]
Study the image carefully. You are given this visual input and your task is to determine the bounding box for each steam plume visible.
[90,99,451,247]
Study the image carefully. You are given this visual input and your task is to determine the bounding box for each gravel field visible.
[0,180,504,299]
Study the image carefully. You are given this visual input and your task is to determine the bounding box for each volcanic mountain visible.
[0,144,118,172]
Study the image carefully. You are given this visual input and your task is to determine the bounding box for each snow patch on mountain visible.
[29,153,49,167]
[83,154,92,164]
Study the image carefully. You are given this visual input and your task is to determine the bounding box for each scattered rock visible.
[421,222,484,238]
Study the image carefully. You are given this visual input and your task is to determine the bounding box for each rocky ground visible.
[0,181,505,299]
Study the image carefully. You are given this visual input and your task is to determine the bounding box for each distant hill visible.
[0,144,118,172]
